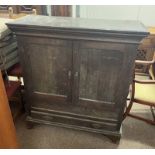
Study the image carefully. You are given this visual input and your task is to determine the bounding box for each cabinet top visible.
[7,15,148,34]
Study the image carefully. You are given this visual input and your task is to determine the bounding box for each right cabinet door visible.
[73,40,136,119]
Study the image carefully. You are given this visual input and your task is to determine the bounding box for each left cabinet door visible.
[18,36,73,108]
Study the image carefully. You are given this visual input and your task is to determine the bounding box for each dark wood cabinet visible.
[7,15,148,142]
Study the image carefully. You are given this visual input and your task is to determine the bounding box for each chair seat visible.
[4,80,21,99]
[135,83,155,105]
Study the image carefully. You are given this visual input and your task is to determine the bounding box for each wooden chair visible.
[123,56,155,125]
[2,6,39,84]
[8,63,23,82]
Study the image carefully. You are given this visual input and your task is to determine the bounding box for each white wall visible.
[79,5,155,27]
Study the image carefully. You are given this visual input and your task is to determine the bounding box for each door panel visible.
[74,41,127,110]
[19,37,73,104]
[79,48,123,103]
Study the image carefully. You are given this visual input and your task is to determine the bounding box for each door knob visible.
[74,72,79,78]
[68,70,71,79]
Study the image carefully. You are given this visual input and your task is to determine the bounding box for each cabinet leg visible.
[105,134,121,144]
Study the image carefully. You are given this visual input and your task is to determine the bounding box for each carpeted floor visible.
[15,104,155,149]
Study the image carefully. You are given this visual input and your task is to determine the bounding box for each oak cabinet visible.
[7,15,148,142]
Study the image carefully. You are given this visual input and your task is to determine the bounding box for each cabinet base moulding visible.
[26,114,122,143]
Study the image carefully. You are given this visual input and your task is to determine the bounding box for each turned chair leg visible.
[128,113,155,125]
[123,100,133,121]
[124,102,155,125]
[150,106,155,121]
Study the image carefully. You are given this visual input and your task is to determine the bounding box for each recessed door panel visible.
[19,37,73,104]
[73,41,128,111]
[79,48,122,103]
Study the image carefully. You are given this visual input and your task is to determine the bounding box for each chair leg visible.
[128,113,155,125]
[150,106,155,121]
[123,100,134,121]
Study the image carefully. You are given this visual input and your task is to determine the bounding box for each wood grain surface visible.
[0,71,18,148]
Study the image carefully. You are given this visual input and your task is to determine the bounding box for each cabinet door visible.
[72,41,136,117]
[18,37,73,106]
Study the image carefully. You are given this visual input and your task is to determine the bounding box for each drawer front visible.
[30,107,119,132]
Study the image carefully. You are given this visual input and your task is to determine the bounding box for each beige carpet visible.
[15,105,155,149]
